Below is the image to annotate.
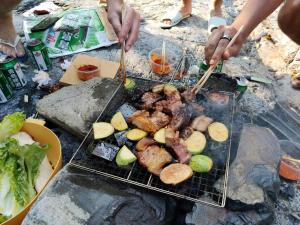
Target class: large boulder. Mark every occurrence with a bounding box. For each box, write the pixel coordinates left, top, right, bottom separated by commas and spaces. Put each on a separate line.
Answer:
215, 125, 283, 207
185, 199, 274, 225
22, 166, 176, 225
37, 78, 121, 138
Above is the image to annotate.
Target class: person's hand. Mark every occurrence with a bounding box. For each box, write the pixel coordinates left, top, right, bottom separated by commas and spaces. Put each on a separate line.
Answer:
107, 0, 140, 51
205, 25, 246, 66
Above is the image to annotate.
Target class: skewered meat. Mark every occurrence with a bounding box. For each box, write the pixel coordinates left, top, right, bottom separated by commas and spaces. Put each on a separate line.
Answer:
150, 111, 170, 129
165, 128, 191, 164
128, 111, 158, 133
207, 92, 229, 105
137, 145, 172, 175
136, 137, 156, 151
191, 115, 214, 132
141, 92, 163, 109
180, 127, 194, 140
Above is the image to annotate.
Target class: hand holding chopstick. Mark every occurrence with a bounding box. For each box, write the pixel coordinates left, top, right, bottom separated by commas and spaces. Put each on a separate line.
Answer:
192, 25, 245, 94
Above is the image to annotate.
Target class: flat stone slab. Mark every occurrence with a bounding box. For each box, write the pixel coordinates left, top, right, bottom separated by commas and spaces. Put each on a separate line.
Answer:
36, 78, 120, 138
216, 125, 284, 206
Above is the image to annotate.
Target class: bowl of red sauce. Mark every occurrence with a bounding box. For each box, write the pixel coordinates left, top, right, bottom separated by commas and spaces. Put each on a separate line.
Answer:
75, 64, 100, 81
149, 48, 177, 76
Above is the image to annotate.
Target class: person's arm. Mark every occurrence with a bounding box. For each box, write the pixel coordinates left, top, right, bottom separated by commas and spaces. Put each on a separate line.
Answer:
107, 0, 140, 51
205, 0, 283, 66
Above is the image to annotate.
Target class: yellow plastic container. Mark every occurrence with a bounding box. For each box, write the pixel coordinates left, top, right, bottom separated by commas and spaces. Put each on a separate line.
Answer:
1, 122, 62, 225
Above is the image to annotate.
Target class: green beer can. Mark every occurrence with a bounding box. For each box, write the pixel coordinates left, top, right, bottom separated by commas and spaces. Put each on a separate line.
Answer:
27, 38, 51, 71
0, 57, 27, 89
0, 70, 13, 103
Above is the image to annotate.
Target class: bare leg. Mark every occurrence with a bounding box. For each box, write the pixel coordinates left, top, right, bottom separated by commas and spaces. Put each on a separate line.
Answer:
210, 0, 223, 17
278, 0, 300, 45
0, 0, 25, 58
162, 0, 192, 26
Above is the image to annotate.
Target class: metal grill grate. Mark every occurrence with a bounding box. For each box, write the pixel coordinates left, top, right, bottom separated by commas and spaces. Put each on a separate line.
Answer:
70, 77, 235, 207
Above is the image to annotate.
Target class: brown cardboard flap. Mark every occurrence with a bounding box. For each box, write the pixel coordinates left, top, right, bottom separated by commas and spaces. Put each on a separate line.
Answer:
59, 54, 120, 85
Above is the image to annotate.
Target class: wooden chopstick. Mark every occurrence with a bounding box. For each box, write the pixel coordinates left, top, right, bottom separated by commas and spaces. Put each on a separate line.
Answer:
161, 41, 166, 73
192, 25, 245, 94
120, 3, 126, 83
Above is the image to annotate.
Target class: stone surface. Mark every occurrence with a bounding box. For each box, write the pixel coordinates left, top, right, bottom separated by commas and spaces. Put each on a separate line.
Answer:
22, 166, 175, 225
36, 77, 121, 138
216, 125, 283, 206
185, 198, 274, 225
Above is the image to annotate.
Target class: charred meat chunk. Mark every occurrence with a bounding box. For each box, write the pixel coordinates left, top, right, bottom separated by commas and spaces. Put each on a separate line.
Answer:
128, 110, 158, 133
169, 104, 192, 130
165, 128, 191, 164
181, 88, 196, 103
180, 127, 194, 140
137, 145, 172, 175
150, 111, 170, 129
136, 137, 156, 152
140, 92, 163, 110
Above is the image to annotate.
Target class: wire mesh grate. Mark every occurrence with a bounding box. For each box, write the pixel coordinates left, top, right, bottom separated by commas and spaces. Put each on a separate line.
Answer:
70, 77, 235, 207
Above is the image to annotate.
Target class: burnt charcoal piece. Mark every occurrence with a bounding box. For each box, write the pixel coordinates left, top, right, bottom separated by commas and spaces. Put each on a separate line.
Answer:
114, 131, 134, 148
117, 103, 137, 121
92, 142, 120, 161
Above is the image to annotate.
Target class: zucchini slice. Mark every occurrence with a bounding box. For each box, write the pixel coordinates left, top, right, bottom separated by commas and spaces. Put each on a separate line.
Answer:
189, 155, 213, 173
126, 128, 148, 141
124, 78, 136, 89
111, 112, 128, 131
154, 128, 166, 144
116, 145, 137, 166
185, 131, 206, 154
208, 122, 229, 142
93, 122, 115, 139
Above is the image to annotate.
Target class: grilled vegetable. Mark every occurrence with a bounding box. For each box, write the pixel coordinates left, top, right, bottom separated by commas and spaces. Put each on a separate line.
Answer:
208, 122, 229, 142
152, 84, 165, 93
160, 163, 193, 185
116, 146, 137, 166
126, 129, 148, 141
93, 122, 115, 139
111, 112, 128, 131
154, 128, 166, 144
124, 78, 136, 89
189, 155, 213, 173
191, 115, 213, 132
185, 131, 206, 154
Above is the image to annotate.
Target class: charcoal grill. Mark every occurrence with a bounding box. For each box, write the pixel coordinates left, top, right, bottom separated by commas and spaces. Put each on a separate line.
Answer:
70, 77, 235, 207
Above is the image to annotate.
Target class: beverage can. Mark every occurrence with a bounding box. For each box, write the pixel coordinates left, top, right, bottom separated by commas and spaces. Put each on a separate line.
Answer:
0, 57, 27, 89
27, 38, 52, 71
0, 70, 13, 103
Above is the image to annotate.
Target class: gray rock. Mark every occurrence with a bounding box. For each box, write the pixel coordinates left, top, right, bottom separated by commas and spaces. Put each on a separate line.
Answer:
215, 125, 283, 206
23, 166, 175, 225
186, 199, 274, 225
36, 78, 121, 138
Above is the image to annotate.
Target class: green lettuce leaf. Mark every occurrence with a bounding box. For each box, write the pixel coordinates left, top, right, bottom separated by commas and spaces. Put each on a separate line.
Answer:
0, 112, 26, 141
0, 214, 11, 223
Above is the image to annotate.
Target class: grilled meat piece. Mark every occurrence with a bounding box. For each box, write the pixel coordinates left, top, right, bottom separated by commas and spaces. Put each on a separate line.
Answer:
136, 137, 156, 151
191, 115, 213, 132
150, 111, 170, 129
181, 88, 196, 103
137, 145, 172, 175
165, 128, 191, 164
207, 92, 229, 105
128, 110, 158, 133
190, 103, 204, 115
165, 89, 181, 102
169, 104, 192, 130
180, 127, 194, 140
155, 99, 184, 115
140, 92, 163, 110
